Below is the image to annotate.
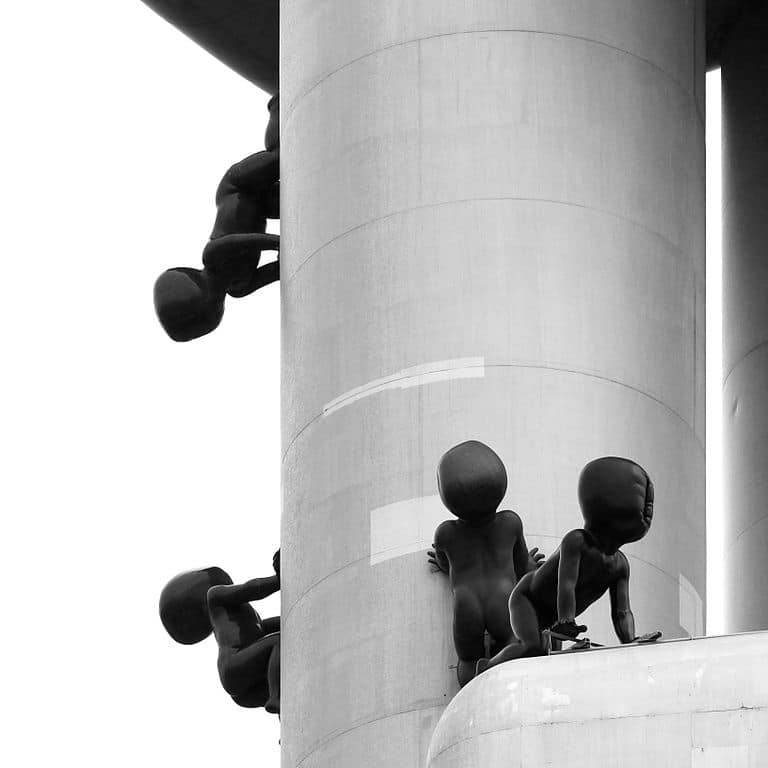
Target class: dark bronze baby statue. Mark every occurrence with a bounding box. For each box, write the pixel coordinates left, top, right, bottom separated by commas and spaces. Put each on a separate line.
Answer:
429, 441, 544, 686
476, 457, 660, 675
159, 550, 281, 713
154, 95, 280, 341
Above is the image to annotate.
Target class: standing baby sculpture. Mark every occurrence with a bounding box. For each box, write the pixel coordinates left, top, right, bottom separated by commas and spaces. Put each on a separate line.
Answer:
159, 551, 281, 713
477, 457, 660, 675
429, 441, 544, 686
153, 95, 281, 341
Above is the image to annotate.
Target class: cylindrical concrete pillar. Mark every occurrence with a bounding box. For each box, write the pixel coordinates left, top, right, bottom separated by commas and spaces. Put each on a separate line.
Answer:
281, 3, 706, 766
721, 2, 768, 633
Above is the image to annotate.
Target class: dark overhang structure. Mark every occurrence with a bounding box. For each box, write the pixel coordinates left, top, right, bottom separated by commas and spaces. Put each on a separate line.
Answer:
140, 0, 279, 93
707, 0, 749, 68
142, 0, 753, 87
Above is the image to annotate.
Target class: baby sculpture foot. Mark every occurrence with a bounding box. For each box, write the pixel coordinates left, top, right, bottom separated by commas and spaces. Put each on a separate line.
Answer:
457, 658, 478, 686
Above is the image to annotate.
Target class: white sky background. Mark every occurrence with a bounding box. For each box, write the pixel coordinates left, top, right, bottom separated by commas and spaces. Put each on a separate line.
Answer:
1, 3, 722, 766
3, 2, 280, 766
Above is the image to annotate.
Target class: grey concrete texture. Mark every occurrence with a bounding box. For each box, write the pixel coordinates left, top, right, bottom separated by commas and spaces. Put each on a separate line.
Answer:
724, 359, 768, 631
282, 201, 705, 446
281, 0, 706, 120
281, 28, 705, 282
721, 1, 768, 633
427, 632, 768, 768
281, 2, 706, 766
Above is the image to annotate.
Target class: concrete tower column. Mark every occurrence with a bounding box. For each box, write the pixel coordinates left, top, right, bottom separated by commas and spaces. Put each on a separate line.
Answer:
721, 2, 768, 633
280, 3, 706, 767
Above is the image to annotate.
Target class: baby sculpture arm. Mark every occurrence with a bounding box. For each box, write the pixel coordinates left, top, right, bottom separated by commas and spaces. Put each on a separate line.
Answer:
509, 511, 545, 577
427, 521, 452, 574
208, 549, 280, 607
609, 552, 636, 643
551, 530, 588, 639
207, 573, 279, 608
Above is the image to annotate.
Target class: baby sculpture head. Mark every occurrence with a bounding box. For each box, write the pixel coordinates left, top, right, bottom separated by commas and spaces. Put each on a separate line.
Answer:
154, 268, 226, 342
159, 566, 232, 644
578, 457, 654, 546
437, 440, 508, 523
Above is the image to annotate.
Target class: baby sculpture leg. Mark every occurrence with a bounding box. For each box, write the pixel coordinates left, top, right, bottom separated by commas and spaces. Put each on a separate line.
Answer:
452, 587, 486, 685
219, 632, 281, 713
476, 585, 545, 675
484, 586, 516, 655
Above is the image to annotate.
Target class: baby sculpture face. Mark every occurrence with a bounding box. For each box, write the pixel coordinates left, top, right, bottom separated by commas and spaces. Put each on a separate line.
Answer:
578, 457, 654, 545
159, 566, 232, 644
437, 440, 508, 523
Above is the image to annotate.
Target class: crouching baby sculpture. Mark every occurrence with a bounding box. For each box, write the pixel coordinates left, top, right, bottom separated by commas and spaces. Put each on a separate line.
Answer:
159, 550, 281, 713
477, 457, 660, 675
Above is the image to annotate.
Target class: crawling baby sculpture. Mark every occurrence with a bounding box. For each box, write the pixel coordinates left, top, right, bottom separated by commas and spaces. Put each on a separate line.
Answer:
154, 95, 280, 341
429, 440, 543, 686
477, 457, 659, 675
159, 551, 281, 713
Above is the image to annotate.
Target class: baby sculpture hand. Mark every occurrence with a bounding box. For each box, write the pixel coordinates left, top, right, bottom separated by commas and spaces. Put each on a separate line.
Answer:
273, 549, 281, 587
528, 547, 545, 570
427, 549, 449, 574
550, 619, 588, 639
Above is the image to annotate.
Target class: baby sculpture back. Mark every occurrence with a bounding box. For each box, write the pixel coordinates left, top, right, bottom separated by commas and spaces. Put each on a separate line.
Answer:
430, 441, 541, 685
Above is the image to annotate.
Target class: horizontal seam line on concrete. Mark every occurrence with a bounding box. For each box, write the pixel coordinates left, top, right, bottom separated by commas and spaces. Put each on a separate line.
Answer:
282, 362, 702, 462
283, 28, 696, 124
285, 196, 688, 283
284, 537, 682, 625
282, 413, 321, 462
283, 551, 372, 623
726, 512, 768, 552
294, 703, 446, 768
626, 554, 680, 583
722, 339, 768, 387
427, 703, 759, 764
493, 362, 696, 435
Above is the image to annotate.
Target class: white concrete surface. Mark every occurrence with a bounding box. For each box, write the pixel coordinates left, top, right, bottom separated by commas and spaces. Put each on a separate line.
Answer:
720, 3, 768, 633
427, 632, 768, 768
280, 2, 706, 766
369, 495, 448, 565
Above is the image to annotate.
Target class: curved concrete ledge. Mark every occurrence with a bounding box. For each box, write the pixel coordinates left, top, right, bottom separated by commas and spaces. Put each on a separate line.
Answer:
427, 632, 768, 768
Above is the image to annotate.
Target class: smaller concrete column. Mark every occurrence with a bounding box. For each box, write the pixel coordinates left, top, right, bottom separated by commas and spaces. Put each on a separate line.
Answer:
721, 2, 768, 633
